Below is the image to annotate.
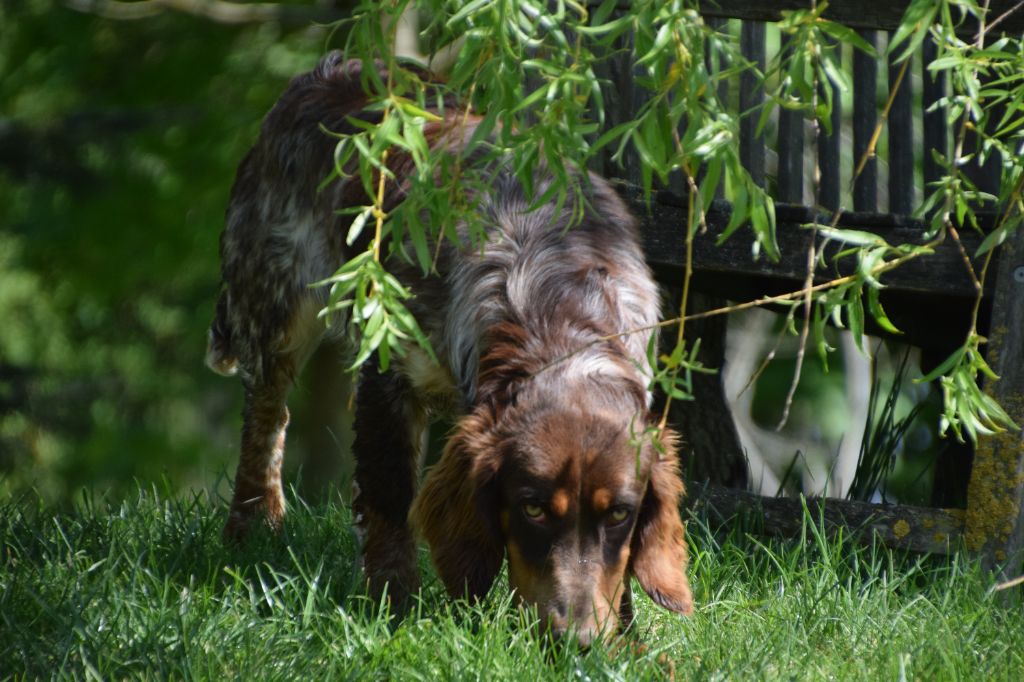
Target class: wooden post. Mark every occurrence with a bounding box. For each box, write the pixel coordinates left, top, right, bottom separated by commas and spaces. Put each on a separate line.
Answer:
964, 228, 1024, 575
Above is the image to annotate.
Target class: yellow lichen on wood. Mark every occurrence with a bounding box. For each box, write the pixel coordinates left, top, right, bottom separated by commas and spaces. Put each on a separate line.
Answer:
893, 519, 911, 539
964, 395, 1024, 553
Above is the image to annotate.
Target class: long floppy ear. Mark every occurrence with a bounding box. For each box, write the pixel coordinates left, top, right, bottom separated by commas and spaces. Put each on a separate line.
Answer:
411, 410, 504, 601
630, 427, 693, 614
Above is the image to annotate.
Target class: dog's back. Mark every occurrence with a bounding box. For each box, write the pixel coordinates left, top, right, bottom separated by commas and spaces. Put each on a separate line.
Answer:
207, 55, 383, 382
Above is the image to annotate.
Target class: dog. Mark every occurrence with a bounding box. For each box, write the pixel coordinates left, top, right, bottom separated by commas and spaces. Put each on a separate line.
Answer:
207, 53, 692, 645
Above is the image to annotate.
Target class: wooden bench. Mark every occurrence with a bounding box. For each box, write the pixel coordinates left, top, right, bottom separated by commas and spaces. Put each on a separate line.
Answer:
591, 1, 1024, 573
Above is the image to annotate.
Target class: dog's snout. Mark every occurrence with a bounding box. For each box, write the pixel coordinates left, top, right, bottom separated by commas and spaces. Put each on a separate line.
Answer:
542, 616, 599, 650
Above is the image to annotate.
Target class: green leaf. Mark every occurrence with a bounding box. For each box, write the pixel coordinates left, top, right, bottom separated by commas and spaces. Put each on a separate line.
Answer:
591, 120, 639, 158
408, 213, 433, 275
818, 21, 876, 56
887, 0, 939, 64
811, 225, 890, 248
346, 207, 374, 247
866, 286, 901, 334
393, 95, 443, 122
847, 283, 865, 352
918, 346, 966, 384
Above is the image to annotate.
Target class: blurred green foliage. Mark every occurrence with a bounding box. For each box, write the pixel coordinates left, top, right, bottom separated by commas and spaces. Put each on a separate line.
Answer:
0, 1, 971, 508
0, 0, 339, 502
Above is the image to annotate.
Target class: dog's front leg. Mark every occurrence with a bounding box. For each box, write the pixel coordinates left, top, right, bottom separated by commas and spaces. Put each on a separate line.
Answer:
352, 355, 426, 608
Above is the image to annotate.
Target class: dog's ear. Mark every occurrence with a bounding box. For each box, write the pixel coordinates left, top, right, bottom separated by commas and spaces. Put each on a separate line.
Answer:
411, 409, 504, 601
630, 427, 693, 614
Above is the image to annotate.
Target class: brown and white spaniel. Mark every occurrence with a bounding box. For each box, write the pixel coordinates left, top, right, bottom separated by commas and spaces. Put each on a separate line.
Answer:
208, 53, 692, 645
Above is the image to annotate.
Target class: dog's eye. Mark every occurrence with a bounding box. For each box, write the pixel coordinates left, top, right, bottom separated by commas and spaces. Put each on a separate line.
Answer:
522, 503, 546, 521
607, 507, 631, 526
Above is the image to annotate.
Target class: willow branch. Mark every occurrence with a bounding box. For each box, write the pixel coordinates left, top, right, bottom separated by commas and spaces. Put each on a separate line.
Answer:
532, 240, 941, 379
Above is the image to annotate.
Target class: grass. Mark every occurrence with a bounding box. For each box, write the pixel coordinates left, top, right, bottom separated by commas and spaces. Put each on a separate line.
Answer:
2, 487, 1023, 680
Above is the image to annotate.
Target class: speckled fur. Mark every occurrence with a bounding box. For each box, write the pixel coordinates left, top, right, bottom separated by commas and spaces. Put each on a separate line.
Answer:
209, 54, 689, 632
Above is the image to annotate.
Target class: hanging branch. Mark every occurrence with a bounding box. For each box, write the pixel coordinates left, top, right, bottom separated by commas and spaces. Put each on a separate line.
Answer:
324, 0, 1021, 442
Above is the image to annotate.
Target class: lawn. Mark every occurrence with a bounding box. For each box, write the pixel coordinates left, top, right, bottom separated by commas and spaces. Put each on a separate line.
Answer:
2, 487, 1022, 680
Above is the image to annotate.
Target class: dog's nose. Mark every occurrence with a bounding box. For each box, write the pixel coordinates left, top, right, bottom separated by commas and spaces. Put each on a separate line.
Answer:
543, 607, 603, 650
541, 622, 596, 653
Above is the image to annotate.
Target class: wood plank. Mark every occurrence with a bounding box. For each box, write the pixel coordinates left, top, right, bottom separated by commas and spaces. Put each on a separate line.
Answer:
667, 293, 749, 488
853, 30, 879, 212
964, 226, 1024, 574
614, 182, 991, 298
777, 41, 805, 203
600, 29, 643, 184
817, 72, 842, 211
739, 22, 766, 187
706, 17, 729, 200
887, 44, 914, 215
776, 110, 804, 202
921, 37, 948, 194
687, 484, 965, 555
690, 0, 1024, 33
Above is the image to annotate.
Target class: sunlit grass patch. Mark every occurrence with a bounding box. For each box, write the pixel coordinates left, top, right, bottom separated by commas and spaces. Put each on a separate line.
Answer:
2, 487, 1022, 679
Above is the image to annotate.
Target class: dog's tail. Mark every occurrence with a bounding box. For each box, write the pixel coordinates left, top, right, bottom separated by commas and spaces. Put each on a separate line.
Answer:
206, 291, 238, 377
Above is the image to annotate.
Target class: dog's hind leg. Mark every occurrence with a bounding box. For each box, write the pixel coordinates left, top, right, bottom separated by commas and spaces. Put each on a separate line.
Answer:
223, 366, 292, 541
351, 355, 426, 607
222, 299, 324, 542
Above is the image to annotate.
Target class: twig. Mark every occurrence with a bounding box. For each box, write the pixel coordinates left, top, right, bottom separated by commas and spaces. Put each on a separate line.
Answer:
773, 49, 912, 431
995, 573, 1024, 590
986, 0, 1024, 33
658, 161, 698, 431
372, 149, 390, 264
532, 240, 941, 378
775, 221, 816, 431
774, 16, 822, 432
737, 312, 790, 399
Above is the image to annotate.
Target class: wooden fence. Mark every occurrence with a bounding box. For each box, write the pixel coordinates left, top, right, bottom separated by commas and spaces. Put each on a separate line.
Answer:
594, 1, 1024, 572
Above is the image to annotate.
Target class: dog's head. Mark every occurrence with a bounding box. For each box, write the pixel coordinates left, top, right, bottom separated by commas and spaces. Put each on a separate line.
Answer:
412, 390, 692, 645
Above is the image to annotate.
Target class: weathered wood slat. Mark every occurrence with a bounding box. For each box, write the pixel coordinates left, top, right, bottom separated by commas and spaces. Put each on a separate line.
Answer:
739, 22, 766, 188
615, 183, 990, 298
701, 17, 730, 200
687, 484, 965, 555
706, 17, 730, 106
777, 43, 805, 203
921, 37, 947, 194
777, 110, 804, 202
600, 30, 643, 185
853, 30, 878, 212
887, 44, 914, 215
669, 294, 749, 488
692, 0, 1024, 33
817, 74, 842, 211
